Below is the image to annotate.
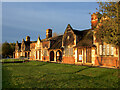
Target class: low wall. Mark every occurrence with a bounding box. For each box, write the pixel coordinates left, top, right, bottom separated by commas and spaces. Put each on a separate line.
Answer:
95, 57, 118, 67
62, 56, 75, 64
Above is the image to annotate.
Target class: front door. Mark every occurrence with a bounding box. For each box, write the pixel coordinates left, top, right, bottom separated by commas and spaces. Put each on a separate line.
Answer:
50, 51, 54, 61
86, 48, 92, 63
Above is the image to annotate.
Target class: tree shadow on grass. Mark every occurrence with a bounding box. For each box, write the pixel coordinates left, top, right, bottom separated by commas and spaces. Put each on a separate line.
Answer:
40, 66, 91, 78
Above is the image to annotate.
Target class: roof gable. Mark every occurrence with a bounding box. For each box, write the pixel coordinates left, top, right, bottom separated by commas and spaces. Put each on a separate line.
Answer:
75, 30, 93, 47
64, 24, 74, 34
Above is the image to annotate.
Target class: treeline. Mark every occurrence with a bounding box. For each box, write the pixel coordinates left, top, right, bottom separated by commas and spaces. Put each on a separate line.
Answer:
1, 42, 15, 58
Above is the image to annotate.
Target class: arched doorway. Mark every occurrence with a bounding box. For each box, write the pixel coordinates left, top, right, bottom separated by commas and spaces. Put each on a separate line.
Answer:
25, 52, 27, 58
56, 50, 62, 62
50, 51, 54, 61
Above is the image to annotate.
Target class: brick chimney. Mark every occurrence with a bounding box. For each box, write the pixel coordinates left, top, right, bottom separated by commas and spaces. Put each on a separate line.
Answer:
46, 29, 52, 38
91, 12, 99, 29
26, 36, 30, 42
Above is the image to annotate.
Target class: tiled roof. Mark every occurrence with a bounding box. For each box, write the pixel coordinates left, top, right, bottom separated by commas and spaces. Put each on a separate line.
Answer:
18, 43, 21, 49
49, 35, 63, 49
75, 30, 93, 47
24, 41, 30, 46
72, 29, 91, 36
30, 41, 37, 43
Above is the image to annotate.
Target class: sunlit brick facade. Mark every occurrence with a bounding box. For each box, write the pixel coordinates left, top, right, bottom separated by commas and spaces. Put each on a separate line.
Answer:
13, 12, 120, 68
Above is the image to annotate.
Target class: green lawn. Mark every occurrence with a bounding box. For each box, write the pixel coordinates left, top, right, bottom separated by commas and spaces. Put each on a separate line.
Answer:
2, 60, 120, 88
1, 59, 25, 63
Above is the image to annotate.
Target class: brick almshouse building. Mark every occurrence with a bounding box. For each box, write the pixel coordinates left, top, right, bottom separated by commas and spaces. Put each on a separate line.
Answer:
13, 12, 120, 68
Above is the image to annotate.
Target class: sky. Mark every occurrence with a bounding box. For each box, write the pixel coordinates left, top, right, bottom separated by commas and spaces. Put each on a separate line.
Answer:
2, 2, 99, 43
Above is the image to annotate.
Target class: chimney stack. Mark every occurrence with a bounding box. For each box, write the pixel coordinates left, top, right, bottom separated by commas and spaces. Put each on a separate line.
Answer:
26, 36, 30, 42
46, 29, 52, 38
91, 13, 99, 29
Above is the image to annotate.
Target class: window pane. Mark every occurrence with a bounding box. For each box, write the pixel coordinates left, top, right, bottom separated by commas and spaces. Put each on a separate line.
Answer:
111, 46, 114, 55
107, 45, 109, 55
103, 45, 105, 55
71, 48, 73, 56
99, 45, 102, 55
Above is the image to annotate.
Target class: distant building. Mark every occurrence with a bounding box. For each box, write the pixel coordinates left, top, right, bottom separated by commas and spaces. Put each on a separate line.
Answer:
13, 12, 120, 68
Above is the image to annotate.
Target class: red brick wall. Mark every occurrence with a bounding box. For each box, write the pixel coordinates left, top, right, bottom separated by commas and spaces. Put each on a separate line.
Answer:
95, 57, 118, 67
62, 56, 75, 64
15, 52, 20, 59
42, 56, 49, 61
42, 41, 49, 48
29, 55, 35, 60
30, 43, 35, 49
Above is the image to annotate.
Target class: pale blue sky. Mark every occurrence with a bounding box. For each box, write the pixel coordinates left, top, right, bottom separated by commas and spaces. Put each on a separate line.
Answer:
2, 2, 99, 43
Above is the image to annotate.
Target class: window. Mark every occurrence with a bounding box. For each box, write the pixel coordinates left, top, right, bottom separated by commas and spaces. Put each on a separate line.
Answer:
78, 49, 82, 62
36, 51, 37, 59
65, 48, 69, 56
65, 47, 73, 56
67, 36, 70, 40
43, 49, 47, 56
70, 48, 73, 56
103, 45, 106, 55
111, 46, 114, 55
99, 44, 114, 56
17, 52, 19, 56
106, 45, 109, 55
99, 45, 102, 55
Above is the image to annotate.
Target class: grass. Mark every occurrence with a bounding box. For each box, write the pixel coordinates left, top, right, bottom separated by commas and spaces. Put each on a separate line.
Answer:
1, 59, 25, 63
2, 60, 120, 88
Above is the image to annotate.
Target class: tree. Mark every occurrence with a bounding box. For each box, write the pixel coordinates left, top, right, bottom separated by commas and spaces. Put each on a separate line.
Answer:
9, 43, 16, 54
95, 1, 120, 46
95, 1, 120, 67
2, 42, 15, 58
0, 43, 2, 59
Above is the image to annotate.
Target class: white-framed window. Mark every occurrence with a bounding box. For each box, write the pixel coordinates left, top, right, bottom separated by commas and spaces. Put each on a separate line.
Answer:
65, 47, 73, 56
106, 44, 109, 55
70, 48, 73, 56
99, 44, 114, 56
111, 46, 114, 55
103, 45, 106, 55
43, 49, 47, 56
65, 48, 68, 56
99, 45, 102, 55
36, 51, 37, 59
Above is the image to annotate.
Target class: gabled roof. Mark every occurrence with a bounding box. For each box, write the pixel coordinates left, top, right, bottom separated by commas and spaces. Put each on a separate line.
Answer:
72, 29, 91, 36
37, 35, 41, 41
41, 34, 63, 41
75, 30, 93, 48
18, 43, 21, 49
49, 35, 63, 49
24, 41, 30, 46
65, 24, 91, 37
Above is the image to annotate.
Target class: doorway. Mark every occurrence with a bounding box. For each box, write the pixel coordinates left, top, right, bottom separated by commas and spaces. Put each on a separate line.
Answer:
50, 51, 54, 61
